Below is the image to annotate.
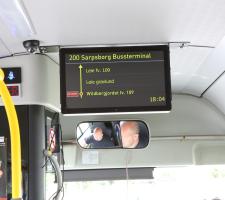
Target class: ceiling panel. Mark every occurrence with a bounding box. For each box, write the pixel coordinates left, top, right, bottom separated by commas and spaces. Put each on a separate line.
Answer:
6, 0, 225, 48
1, 0, 225, 97
0, 38, 10, 57
182, 36, 225, 96
0, 17, 26, 54
1, 0, 225, 56
170, 46, 212, 93
204, 72, 225, 115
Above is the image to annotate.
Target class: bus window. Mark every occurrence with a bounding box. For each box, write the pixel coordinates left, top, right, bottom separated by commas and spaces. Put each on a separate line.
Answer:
46, 165, 225, 200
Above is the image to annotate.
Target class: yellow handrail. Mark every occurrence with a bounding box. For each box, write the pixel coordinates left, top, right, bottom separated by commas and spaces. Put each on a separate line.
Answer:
0, 68, 21, 199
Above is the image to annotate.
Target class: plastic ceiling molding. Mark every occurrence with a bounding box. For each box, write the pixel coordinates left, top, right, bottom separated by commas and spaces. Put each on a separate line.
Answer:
0, 37, 10, 57
0, 0, 36, 38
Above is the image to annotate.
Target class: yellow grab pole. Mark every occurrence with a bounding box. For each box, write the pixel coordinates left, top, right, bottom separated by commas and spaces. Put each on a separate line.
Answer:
0, 68, 22, 199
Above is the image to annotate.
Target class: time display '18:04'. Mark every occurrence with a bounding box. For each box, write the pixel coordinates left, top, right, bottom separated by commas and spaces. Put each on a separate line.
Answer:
150, 96, 166, 103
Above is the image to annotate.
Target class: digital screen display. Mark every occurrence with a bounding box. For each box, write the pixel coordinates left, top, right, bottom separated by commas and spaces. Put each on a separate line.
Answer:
2, 67, 21, 84
7, 85, 19, 96
60, 45, 171, 114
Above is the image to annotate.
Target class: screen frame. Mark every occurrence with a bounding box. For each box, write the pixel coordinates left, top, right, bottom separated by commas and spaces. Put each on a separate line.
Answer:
60, 45, 171, 114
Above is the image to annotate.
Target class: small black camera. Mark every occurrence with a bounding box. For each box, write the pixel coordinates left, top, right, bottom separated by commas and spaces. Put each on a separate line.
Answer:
23, 40, 40, 54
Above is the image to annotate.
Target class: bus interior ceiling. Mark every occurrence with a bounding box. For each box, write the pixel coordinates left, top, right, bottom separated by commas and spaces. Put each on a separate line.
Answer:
0, 0, 224, 165
0, 0, 224, 161
0, 0, 225, 199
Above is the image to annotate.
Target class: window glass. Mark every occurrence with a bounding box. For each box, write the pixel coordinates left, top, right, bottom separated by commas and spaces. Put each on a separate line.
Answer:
46, 166, 225, 200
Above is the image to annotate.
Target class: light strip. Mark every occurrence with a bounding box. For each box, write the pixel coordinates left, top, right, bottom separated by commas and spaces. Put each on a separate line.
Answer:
0, 0, 36, 38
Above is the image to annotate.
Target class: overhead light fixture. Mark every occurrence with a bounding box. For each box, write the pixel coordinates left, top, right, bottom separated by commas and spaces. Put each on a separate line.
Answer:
0, 0, 36, 38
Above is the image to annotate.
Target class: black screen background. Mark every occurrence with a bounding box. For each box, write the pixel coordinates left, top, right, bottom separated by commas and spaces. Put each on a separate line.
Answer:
60, 46, 171, 113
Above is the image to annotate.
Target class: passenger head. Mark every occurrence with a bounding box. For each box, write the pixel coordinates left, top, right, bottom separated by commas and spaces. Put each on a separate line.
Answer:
93, 127, 103, 141
120, 121, 139, 148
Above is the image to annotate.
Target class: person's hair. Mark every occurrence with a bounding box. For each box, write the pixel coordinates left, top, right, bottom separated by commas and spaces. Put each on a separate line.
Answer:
120, 121, 140, 135
94, 127, 102, 133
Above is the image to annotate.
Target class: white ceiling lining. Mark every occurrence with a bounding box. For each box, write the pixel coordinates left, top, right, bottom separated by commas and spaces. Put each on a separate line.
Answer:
1, 0, 225, 97
18, 0, 225, 47
204, 72, 225, 115
183, 36, 225, 96
0, 17, 28, 54
170, 46, 213, 94
0, 38, 10, 57
1, 0, 225, 52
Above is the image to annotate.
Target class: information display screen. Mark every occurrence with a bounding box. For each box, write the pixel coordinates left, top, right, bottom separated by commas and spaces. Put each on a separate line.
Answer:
60, 45, 171, 114
7, 85, 19, 96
